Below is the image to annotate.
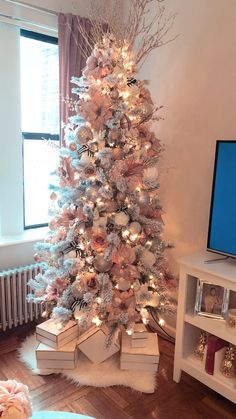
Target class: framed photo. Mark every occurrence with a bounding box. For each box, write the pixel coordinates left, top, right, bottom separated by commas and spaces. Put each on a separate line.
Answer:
195, 280, 229, 320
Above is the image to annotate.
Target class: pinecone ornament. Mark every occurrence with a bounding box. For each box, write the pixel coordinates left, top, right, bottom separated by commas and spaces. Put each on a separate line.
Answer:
194, 331, 207, 360
220, 345, 236, 378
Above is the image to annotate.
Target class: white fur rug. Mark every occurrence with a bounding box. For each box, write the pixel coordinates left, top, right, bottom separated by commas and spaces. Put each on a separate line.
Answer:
18, 334, 156, 393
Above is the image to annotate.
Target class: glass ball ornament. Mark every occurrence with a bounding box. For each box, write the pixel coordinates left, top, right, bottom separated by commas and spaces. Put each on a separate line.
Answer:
75, 126, 93, 145
94, 255, 113, 272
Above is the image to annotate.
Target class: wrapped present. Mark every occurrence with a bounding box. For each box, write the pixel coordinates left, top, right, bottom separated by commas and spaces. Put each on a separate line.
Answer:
131, 323, 149, 348
36, 339, 78, 369
77, 325, 120, 364
121, 332, 159, 371
36, 319, 78, 349
132, 323, 149, 339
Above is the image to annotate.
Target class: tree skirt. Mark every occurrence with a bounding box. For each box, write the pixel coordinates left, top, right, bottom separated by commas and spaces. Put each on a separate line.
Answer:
18, 334, 156, 393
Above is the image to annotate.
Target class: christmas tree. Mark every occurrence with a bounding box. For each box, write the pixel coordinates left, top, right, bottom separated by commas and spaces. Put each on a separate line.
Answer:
29, 0, 177, 340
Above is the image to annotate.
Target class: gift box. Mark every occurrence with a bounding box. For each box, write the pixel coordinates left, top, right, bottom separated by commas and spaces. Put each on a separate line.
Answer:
36, 339, 78, 369
131, 324, 148, 348
36, 319, 79, 349
132, 323, 149, 339
77, 325, 120, 364
121, 332, 159, 371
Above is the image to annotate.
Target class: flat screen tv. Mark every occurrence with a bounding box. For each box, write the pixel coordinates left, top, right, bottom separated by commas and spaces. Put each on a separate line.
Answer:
207, 140, 236, 258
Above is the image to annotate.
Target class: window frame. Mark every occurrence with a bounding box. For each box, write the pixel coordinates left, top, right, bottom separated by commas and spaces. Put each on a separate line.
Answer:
20, 29, 59, 230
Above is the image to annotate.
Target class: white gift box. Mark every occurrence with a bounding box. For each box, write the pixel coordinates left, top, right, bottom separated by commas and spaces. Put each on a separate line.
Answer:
77, 325, 120, 364
36, 319, 79, 349
131, 338, 147, 348
132, 323, 149, 340
120, 361, 159, 372
36, 339, 78, 369
121, 332, 159, 371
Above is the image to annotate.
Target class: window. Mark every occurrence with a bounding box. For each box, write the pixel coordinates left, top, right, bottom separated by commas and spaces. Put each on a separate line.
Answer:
20, 30, 59, 229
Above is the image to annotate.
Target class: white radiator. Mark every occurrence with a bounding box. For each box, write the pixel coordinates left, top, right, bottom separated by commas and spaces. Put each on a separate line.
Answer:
0, 263, 44, 331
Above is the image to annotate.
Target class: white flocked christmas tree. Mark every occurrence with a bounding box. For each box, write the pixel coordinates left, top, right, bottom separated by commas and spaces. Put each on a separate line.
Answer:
29, 0, 177, 343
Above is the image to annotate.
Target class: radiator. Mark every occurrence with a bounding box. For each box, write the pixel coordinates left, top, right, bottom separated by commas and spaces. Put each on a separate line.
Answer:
0, 263, 44, 331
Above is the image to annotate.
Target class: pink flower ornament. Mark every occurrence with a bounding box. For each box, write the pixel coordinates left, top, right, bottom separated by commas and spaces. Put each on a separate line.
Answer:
0, 380, 32, 419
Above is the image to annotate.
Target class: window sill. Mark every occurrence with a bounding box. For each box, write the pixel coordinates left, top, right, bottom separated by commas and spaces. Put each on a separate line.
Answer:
0, 227, 48, 247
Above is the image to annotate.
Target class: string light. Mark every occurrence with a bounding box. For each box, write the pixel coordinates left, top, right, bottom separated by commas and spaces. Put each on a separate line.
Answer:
122, 229, 129, 238
130, 233, 138, 242
92, 316, 102, 327
158, 318, 165, 326
126, 329, 133, 336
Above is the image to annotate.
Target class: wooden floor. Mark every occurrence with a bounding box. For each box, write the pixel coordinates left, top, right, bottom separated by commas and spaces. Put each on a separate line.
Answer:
0, 323, 235, 419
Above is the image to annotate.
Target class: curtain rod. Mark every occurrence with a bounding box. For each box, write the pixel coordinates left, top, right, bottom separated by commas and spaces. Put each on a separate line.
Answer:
3, 0, 58, 16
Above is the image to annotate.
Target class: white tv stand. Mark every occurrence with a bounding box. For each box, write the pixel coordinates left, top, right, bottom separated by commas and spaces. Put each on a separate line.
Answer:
173, 253, 236, 404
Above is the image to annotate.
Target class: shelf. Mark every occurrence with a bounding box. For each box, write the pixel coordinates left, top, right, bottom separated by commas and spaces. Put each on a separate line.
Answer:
181, 355, 236, 404
184, 311, 236, 346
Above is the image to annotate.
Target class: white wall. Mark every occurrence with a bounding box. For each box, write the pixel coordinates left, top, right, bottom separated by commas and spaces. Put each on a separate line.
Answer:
136, 0, 236, 271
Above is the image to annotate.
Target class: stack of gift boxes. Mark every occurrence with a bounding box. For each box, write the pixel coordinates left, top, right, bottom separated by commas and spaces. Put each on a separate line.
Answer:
35, 319, 160, 371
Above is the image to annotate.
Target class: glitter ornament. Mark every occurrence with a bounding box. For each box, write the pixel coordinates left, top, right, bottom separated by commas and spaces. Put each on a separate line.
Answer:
86, 186, 99, 202
71, 280, 84, 299
137, 190, 150, 205
112, 148, 123, 159
129, 222, 142, 235
110, 89, 119, 100
141, 249, 156, 267
69, 142, 77, 151
94, 255, 113, 272
114, 212, 129, 226
75, 126, 93, 145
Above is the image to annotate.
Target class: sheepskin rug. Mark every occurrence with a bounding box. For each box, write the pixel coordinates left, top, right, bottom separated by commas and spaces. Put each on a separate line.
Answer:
19, 334, 156, 393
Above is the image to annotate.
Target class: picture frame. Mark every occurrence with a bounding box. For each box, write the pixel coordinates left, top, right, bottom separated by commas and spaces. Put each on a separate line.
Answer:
195, 280, 229, 320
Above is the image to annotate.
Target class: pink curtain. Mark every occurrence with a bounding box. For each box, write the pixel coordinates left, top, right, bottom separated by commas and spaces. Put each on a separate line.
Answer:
58, 14, 92, 145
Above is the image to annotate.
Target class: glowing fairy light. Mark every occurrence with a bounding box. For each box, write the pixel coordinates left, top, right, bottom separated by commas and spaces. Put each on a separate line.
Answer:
122, 229, 129, 238
92, 316, 102, 327
126, 329, 133, 336
130, 234, 138, 242
158, 318, 165, 327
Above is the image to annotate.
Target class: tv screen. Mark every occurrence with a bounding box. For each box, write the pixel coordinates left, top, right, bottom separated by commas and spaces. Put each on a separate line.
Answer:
207, 140, 236, 257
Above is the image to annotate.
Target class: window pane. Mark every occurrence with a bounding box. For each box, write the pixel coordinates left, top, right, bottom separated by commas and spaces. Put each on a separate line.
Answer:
23, 140, 59, 227
20, 35, 59, 134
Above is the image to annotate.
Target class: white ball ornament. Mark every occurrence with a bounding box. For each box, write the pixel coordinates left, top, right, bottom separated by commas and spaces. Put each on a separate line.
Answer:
114, 212, 129, 226
141, 249, 156, 267
129, 222, 142, 235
